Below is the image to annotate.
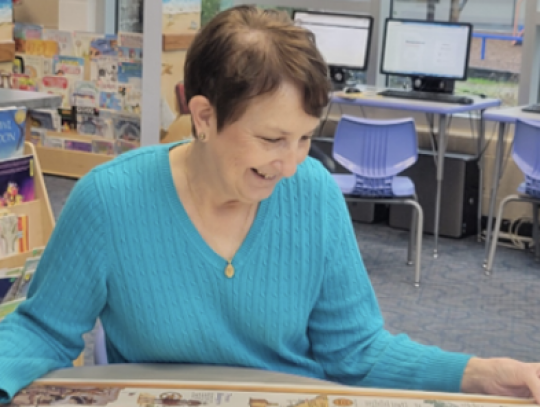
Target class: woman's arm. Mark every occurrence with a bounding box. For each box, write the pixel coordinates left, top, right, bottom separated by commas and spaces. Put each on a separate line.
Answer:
308, 172, 471, 392
0, 173, 111, 402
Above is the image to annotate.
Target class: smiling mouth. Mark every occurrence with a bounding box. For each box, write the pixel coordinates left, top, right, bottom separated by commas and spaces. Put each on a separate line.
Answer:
252, 168, 277, 181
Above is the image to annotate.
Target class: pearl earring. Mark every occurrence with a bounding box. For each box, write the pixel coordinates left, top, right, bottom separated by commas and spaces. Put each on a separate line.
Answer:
198, 132, 206, 141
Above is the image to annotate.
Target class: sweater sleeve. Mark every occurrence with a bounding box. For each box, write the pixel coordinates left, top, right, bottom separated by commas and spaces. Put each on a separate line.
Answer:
0, 172, 110, 403
308, 172, 472, 393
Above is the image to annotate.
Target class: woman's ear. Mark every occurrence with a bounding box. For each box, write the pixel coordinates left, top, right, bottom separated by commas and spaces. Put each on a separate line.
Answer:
189, 96, 215, 137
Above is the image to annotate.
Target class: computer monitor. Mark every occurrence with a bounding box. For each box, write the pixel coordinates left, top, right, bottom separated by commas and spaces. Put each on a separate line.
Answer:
381, 18, 472, 94
293, 11, 373, 85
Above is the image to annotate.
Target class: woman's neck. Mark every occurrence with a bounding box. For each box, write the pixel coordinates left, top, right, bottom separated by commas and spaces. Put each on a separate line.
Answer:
177, 142, 253, 216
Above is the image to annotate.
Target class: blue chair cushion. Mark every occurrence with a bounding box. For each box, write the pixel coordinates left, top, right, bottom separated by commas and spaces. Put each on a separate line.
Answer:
333, 174, 415, 198
517, 182, 540, 198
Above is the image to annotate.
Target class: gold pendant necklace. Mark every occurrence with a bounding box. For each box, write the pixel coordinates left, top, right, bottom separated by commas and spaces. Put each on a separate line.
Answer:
225, 260, 235, 279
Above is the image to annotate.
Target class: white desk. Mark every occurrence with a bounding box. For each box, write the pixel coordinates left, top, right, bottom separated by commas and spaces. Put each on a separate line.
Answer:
331, 92, 501, 257
482, 106, 540, 270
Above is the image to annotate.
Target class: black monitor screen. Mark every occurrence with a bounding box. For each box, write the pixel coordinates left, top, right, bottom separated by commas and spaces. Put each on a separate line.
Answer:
293, 11, 373, 71
381, 18, 472, 80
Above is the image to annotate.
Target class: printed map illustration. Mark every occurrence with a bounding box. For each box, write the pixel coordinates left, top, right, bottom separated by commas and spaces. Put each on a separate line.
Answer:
7, 385, 536, 407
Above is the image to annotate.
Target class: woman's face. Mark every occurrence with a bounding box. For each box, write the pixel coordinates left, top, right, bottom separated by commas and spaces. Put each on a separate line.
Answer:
206, 83, 320, 204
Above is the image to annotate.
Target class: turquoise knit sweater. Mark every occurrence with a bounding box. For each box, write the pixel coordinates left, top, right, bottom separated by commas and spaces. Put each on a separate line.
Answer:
0, 143, 471, 402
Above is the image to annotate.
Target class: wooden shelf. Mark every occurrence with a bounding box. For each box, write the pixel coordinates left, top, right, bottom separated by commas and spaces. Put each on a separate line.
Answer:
34, 145, 113, 178
0, 41, 15, 63
162, 33, 196, 51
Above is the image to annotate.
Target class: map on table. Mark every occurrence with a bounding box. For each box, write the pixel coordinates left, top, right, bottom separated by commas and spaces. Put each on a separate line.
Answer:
7, 384, 536, 407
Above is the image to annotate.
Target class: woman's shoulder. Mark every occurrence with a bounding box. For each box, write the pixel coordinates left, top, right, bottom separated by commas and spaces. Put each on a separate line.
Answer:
77, 144, 172, 198
277, 157, 341, 205
291, 156, 336, 191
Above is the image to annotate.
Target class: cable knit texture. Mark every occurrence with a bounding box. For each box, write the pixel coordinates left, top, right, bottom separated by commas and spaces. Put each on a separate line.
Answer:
0, 143, 471, 402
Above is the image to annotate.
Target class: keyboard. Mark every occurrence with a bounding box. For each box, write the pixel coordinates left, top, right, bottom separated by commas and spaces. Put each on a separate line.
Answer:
522, 104, 540, 114
378, 89, 474, 105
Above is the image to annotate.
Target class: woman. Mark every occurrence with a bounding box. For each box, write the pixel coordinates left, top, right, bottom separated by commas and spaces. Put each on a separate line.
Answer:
0, 5, 539, 403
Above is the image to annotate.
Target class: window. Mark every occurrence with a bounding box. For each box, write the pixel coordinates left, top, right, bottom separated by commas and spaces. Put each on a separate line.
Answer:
390, 0, 523, 106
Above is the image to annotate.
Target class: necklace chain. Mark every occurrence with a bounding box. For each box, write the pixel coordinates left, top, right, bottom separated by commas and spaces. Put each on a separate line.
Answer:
184, 151, 253, 278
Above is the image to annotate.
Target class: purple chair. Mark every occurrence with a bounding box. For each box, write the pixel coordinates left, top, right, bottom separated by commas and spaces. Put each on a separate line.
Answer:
94, 321, 108, 365
486, 119, 540, 274
332, 115, 424, 286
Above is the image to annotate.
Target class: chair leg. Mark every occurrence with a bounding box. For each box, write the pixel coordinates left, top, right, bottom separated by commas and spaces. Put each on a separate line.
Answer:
407, 195, 418, 266
486, 195, 520, 275
404, 197, 423, 287
533, 204, 540, 262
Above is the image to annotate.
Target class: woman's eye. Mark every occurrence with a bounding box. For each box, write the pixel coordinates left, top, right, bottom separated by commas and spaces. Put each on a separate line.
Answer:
262, 137, 281, 144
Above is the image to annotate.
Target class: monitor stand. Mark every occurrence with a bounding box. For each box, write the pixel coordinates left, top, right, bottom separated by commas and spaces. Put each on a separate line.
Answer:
411, 76, 455, 94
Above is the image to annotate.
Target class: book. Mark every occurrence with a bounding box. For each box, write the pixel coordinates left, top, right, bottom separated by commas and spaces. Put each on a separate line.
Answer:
42, 29, 75, 57
90, 36, 118, 57
13, 255, 40, 298
116, 139, 139, 155
76, 107, 114, 139
29, 128, 46, 146
117, 46, 142, 61
11, 74, 39, 92
92, 139, 116, 156
113, 113, 140, 142
28, 109, 61, 132
73, 31, 104, 60
58, 107, 77, 132
25, 39, 59, 58
13, 23, 42, 53
41, 76, 71, 108
123, 86, 142, 115
71, 81, 99, 108
99, 91, 123, 111
0, 213, 27, 257
53, 55, 85, 82
0, 0, 12, 24
0, 297, 24, 320
0, 107, 27, 161
0, 267, 22, 302
91, 56, 119, 91
117, 61, 142, 89
118, 32, 143, 49
42, 134, 64, 149
0, 155, 35, 207
64, 139, 92, 153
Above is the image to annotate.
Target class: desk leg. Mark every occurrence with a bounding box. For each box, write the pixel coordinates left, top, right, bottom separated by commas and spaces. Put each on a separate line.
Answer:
483, 122, 507, 268
434, 114, 448, 258
477, 110, 486, 242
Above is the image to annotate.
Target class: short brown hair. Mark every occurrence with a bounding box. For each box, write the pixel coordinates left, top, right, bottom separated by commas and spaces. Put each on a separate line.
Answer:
184, 5, 330, 133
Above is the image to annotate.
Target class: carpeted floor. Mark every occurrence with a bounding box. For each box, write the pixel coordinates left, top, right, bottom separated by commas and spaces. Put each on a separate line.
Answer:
43, 175, 540, 366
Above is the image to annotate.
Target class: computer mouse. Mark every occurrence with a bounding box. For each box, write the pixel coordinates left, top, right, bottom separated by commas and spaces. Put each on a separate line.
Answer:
344, 87, 361, 94
459, 97, 474, 105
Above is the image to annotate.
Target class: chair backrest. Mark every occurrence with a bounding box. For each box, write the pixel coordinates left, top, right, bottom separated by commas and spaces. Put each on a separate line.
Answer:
332, 115, 418, 195
94, 322, 108, 365
513, 119, 540, 197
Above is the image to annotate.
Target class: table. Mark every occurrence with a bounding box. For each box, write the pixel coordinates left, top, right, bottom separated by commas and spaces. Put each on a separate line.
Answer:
331, 92, 501, 257
482, 106, 540, 270
41, 364, 341, 387
10, 364, 533, 407
0, 89, 61, 110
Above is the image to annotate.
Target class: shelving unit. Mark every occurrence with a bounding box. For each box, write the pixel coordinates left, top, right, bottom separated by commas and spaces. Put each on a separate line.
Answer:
0, 142, 55, 270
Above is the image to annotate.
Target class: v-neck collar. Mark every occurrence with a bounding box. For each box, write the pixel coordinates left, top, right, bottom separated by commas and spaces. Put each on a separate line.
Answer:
159, 142, 274, 270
